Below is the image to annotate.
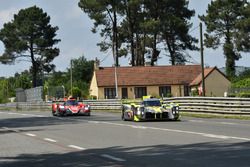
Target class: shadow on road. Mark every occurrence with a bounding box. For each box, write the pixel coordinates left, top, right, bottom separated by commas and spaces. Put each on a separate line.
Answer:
0, 116, 89, 129
1, 142, 250, 167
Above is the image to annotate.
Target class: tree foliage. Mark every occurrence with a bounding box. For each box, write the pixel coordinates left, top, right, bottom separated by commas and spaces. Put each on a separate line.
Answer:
0, 6, 60, 87
46, 55, 94, 98
200, 0, 250, 78
79, 0, 197, 66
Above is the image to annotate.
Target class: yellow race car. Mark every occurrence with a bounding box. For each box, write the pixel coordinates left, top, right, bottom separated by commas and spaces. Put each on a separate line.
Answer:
122, 96, 180, 121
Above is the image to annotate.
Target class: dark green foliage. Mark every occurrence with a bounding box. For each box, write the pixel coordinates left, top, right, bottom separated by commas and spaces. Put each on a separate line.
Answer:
157, 0, 198, 65
0, 56, 94, 102
0, 6, 60, 87
237, 92, 250, 98
232, 78, 250, 88
79, 0, 197, 66
238, 69, 250, 79
0, 71, 33, 103
70, 56, 94, 83
200, 0, 250, 78
72, 87, 82, 99
78, 0, 121, 66
230, 69, 250, 97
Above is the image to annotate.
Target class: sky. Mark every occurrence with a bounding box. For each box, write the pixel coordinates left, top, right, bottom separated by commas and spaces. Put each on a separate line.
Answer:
0, 0, 249, 77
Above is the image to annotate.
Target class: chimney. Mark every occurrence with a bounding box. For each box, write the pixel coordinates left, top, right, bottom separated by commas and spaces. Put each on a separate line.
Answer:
94, 57, 100, 71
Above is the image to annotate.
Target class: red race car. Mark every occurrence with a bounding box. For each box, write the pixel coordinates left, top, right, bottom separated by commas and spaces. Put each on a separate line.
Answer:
52, 99, 90, 116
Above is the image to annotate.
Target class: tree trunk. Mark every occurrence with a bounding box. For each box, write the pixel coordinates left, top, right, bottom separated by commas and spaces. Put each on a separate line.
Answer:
224, 28, 235, 79
166, 35, 176, 65
224, 42, 235, 79
30, 43, 37, 88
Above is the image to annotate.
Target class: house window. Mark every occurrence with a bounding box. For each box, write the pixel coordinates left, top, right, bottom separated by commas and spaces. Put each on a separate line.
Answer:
159, 86, 171, 97
184, 85, 190, 96
104, 88, 116, 99
134, 87, 147, 98
122, 88, 128, 99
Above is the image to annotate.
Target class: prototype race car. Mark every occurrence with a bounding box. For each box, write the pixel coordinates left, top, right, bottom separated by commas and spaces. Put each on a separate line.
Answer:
52, 99, 90, 116
122, 96, 179, 121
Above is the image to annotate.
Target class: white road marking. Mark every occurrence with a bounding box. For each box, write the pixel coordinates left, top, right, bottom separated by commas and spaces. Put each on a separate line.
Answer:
98, 121, 250, 141
25, 133, 36, 137
1, 111, 46, 118
189, 119, 250, 127
101, 154, 126, 162
131, 125, 147, 129
220, 122, 238, 125
189, 120, 205, 123
88, 121, 100, 124
21, 113, 29, 116
1, 127, 20, 133
202, 134, 231, 139
7, 112, 17, 115
68, 145, 86, 150
44, 138, 57, 143
12, 129, 20, 133
2, 127, 9, 130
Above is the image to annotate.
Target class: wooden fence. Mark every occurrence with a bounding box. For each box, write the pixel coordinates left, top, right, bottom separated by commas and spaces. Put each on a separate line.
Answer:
1, 97, 250, 115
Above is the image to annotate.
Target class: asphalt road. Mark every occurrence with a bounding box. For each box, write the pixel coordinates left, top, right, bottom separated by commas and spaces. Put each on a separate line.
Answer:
0, 110, 250, 167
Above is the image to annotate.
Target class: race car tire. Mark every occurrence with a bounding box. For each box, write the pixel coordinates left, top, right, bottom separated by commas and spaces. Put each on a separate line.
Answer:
57, 110, 64, 117
52, 110, 57, 116
121, 111, 128, 121
121, 111, 125, 120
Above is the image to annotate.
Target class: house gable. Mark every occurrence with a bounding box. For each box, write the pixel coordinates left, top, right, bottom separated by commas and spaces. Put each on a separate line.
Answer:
89, 71, 98, 98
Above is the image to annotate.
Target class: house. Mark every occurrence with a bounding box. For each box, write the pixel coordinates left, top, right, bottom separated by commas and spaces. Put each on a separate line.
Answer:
189, 67, 231, 97
89, 63, 231, 99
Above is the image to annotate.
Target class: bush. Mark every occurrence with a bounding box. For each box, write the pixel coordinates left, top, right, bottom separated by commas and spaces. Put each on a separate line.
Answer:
237, 92, 250, 98
232, 78, 250, 88
72, 87, 82, 99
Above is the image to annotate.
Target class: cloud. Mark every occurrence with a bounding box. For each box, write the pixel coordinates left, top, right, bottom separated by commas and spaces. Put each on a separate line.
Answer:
0, 8, 18, 27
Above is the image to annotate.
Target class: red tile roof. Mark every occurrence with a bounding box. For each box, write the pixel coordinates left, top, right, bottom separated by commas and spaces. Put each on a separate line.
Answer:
189, 67, 215, 86
95, 65, 204, 87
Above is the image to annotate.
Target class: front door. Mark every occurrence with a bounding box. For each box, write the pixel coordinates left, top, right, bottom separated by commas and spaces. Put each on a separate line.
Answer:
122, 88, 128, 99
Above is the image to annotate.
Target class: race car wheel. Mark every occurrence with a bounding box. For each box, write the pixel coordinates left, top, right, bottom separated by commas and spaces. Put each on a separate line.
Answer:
57, 110, 64, 117
52, 111, 57, 116
122, 111, 128, 121
121, 111, 125, 120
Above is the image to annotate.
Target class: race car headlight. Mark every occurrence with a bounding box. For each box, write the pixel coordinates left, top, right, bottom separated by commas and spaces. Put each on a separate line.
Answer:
59, 106, 65, 109
137, 108, 141, 115
84, 105, 90, 110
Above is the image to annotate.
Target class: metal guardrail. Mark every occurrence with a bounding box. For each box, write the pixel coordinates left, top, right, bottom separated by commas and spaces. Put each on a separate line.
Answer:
163, 97, 250, 115
0, 100, 122, 111
1, 97, 250, 115
83, 99, 122, 110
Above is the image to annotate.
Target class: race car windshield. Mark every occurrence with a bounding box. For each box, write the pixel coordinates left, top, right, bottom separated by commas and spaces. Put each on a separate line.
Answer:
144, 100, 161, 107
66, 100, 78, 106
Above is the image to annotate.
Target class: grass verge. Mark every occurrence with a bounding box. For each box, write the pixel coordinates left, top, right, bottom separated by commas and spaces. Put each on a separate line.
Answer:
181, 112, 250, 120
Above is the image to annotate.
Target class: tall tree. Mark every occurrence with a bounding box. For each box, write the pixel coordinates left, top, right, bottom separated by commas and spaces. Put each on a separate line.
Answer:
78, 0, 123, 67
0, 6, 60, 87
200, 0, 250, 78
159, 0, 198, 65
69, 56, 94, 83
143, 0, 162, 66
119, 0, 145, 66
79, 0, 197, 67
